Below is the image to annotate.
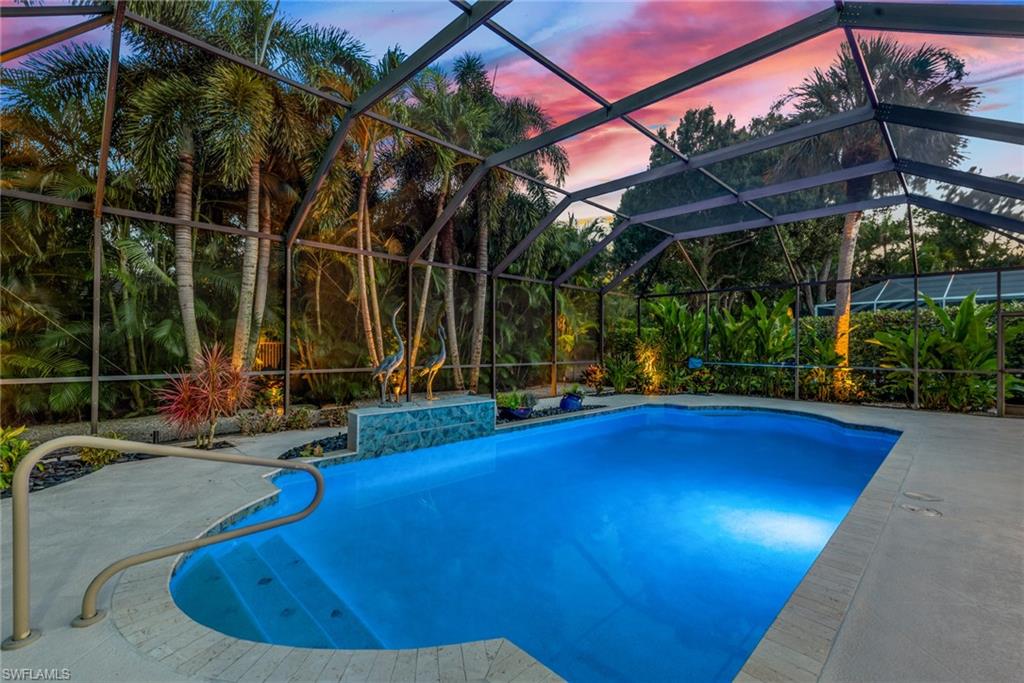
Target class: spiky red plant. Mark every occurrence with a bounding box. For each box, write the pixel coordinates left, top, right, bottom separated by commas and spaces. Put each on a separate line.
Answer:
156, 343, 252, 447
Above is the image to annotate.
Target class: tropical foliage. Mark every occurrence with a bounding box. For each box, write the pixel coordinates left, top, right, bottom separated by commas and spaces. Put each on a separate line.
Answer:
2, 4, 1021, 427
0, 426, 37, 491
155, 344, 251, 447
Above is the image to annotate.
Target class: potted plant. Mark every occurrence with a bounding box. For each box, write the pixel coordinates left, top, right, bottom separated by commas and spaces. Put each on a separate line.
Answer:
496, 391, 536, 420
560, 384, 585, 412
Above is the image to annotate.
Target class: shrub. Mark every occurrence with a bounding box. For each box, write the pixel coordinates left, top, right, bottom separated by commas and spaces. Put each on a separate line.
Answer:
581, 364, 606, 394
867, 293, 1023, 412
634, 337, 662, 394
252, 377, 284, 412
686, 368, 713, 394
237, 409, 284, 436
319, 405, 352, 427
156, 344, 252, 448
564, 383, 584, 399
78, 431, 126, 469
662, 366, 688, 394
1, 426, 38, 491
298, 443, 324, 458
604, 355, 638, 394
496, 391, 536, 410
285, 407, 315, 430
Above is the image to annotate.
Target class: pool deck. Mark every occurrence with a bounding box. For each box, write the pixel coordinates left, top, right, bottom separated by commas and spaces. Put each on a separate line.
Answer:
2, 395, 1021, 682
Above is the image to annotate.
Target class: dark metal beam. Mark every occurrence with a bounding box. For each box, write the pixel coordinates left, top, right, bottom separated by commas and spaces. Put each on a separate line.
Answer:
678, 195, 908, 240
124, 7, 580, 236
124, 11, 349, 108
842, 27, 911, 197
877, 104, 1024, 145
1, 15, 111, 64
838, 2, 1024, 37
572, 106, 875, 201
630, 159, 894, 224
356, 1, 509, 116
458, 0, 779, 229
1, 5, 111, 17
0, 188, 287, 243
601, 235, 677, 293
93, 1, 125, 216
560, 161, 896, 284
908, 194, 1024, 235
89, 1, 125, 434
898, 160, 1024, 201
408, 164, 489, 263
554, 220, 633, 286
484, 7, 839, 168
284, 1, 508, 247
492, 196, 572, 276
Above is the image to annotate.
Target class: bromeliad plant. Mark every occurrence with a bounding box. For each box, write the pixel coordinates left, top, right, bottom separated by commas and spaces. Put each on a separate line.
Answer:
156, 344, 252, 448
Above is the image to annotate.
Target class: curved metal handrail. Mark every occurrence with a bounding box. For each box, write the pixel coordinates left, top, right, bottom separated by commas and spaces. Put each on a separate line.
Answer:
2, 435, 324, 650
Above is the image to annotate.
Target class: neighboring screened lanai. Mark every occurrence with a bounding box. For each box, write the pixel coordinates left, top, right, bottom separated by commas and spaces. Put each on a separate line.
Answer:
815, 271, 1024, 313
1, 0, 1022, 430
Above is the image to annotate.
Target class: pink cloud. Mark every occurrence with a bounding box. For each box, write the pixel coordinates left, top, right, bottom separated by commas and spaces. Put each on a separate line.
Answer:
1, 1, 109, 67
504, 1, 1022, 197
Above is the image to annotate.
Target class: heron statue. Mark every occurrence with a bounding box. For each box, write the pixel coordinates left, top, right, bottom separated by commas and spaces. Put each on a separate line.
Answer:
419, 325, 447, 400
372, 304, 405, 406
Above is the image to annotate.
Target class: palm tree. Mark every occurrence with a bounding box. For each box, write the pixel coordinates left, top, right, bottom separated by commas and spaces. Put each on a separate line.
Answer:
776, 36, 978, 374
200, 1, 282, 369
317, 50, 408, 367
405, 68, 487, 383
452, 55, 569, 392
122, 2, 215, 368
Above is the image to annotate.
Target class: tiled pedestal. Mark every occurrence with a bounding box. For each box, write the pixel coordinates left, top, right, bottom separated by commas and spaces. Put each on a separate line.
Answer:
347, 395, 496, 458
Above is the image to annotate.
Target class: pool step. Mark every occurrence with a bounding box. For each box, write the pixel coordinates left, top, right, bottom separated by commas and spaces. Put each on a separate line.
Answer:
174, 554, 266, 643
256, 534, 383, 648
218, 542, 335, 648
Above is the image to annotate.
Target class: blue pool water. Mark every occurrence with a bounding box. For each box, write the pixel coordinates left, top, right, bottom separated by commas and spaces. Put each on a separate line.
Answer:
172, 407, 898, 682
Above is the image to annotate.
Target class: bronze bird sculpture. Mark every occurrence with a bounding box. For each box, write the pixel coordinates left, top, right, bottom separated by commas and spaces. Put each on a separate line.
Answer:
419, 325, 447, 400
371, 304, 405, 406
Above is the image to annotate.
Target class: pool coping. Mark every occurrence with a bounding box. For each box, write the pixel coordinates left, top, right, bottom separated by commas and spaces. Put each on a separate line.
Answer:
112, 401, 908, 683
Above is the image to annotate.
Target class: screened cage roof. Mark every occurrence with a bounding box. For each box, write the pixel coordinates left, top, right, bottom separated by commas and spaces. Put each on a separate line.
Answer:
816, 270, 1024, 312
1, 0, 1022, 294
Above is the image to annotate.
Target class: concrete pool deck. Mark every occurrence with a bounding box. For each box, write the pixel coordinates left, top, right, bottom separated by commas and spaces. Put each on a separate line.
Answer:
1, 396, 1021, 682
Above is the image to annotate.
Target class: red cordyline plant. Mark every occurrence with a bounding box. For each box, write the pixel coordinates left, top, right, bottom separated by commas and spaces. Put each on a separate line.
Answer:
156, 344, 252, 448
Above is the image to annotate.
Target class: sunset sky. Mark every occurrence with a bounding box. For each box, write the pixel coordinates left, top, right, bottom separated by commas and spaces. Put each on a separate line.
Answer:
3, 0, 1021, 218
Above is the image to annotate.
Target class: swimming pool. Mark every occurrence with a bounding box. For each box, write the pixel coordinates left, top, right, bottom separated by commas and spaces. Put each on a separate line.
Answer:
172, 406, 898, 682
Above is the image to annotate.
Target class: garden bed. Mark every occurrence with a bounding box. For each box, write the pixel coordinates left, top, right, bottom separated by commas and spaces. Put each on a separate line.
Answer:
1, 441, 235, 498
278, 433, 348, 460
496, 404, 609, 425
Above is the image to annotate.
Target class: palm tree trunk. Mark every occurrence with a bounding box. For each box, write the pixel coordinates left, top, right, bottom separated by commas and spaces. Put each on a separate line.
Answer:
174, 140, 202, 368
362, 174, 385, 362
232, 160, 261, 369
114, 235, 144, 411
833, 210, 862, 373
245, 192, 272, 369
441, 221, 464, 389
314, 260, 323, 335
817, 255, 832, 310
410, 178, 449, 370
468, 199, 489, 391
355, 174, 379, 367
